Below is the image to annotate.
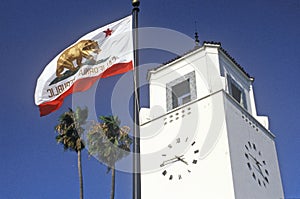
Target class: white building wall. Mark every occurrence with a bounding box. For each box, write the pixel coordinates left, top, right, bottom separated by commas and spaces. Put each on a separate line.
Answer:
224, 93, 284, 199
140, 92, 235, 199
218, 52, 270, 129
202, 44, 224, 93
140, 91, 284, 199
147, 45, 224, 118
146, 44, 268, 127
219, 52, 253, 112
140, 44, 283, 199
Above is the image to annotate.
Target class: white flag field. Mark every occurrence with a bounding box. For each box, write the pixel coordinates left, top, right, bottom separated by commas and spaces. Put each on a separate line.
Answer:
34, 15, 133, 116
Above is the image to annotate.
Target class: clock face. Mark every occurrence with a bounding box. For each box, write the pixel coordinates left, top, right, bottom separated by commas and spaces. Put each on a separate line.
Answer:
159, 136, 200, 181
244, 141, 270, 187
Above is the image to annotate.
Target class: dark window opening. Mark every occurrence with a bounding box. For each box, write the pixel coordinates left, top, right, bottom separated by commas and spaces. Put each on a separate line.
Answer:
171, 79, 191, 109
227, 75, 247, 109
166, 71, 197, 111
231, 82, 242, 103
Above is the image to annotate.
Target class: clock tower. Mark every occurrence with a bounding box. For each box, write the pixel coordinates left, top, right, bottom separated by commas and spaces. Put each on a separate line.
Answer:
139, 42, 284, 198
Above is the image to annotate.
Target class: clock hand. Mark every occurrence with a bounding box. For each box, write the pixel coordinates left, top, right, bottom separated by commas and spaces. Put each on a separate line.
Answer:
175, 155, 189, 165
160, 155, 184, 167
253, 164, 265, 178
256, 161, 262, 167
248, 153, 264, 174
164, 155, 184, 163
248, 153, 260, 164
160, 159, 181, 167
248, 153, 264, 170
256, 162, 263, 174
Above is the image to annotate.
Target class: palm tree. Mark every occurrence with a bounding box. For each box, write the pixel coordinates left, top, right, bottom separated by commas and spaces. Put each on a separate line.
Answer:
55, 107, 88, 199
87, 116, 132, 199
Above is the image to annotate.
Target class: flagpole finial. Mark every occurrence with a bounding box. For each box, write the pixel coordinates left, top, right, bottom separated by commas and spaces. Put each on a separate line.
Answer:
132, 0, 140, 8
195, 32, 200, 46
194, 21, 200, 47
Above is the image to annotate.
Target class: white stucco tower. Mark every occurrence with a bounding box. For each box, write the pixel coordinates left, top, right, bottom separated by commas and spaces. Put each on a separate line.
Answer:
139, 42, 284, 199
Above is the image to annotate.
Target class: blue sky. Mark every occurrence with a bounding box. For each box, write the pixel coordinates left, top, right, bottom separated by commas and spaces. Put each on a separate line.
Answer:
0, 0, 299, 198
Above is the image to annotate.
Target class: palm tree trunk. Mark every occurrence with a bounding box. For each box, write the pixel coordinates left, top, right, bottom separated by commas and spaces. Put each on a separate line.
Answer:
110, 166, 116, 199
78, 150, 84, 199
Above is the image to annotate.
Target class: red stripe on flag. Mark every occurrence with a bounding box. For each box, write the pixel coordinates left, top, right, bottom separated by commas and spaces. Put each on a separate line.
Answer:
38, 61, 133, 116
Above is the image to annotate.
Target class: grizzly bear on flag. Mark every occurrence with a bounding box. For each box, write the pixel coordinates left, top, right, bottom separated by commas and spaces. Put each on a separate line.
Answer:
56, 40, 101, 77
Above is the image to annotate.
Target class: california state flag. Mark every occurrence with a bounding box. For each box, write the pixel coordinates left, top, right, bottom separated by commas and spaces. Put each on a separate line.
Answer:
35, 15, 133, 116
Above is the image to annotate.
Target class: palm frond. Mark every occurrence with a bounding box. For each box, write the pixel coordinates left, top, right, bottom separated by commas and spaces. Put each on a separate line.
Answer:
87, 116, 132, 170
54, 107, 88, 152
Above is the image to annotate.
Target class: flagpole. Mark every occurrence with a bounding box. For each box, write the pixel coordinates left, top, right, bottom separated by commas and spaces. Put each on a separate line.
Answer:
132, 1, 141, 199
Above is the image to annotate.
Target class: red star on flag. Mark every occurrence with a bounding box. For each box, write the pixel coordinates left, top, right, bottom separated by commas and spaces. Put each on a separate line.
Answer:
103, 28, 113, 37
